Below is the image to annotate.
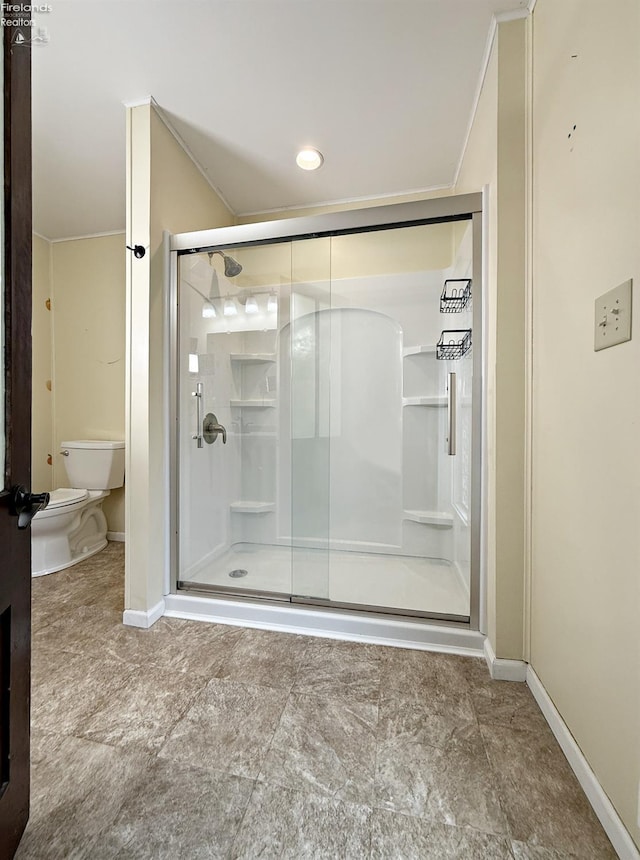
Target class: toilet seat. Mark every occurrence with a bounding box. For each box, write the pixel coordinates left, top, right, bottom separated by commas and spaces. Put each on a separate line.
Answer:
46, 488, 89, 509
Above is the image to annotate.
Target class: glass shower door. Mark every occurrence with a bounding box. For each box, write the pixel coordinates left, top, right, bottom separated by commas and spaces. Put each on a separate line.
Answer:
286, 237, 332, 600
289, 221, 474, 619
174, 211, 476, 622
176, 245, 292, 597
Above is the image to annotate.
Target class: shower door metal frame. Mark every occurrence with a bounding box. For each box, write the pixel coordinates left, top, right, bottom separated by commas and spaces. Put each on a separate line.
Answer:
169, 192, 484, 631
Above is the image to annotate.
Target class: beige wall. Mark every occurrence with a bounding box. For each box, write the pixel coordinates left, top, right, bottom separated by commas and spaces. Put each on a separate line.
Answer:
50, 234, 126, 531
455, 19, 527, 659
494, 20, 527, 659
530, 0, 640, 847
32, 234, 53, 492
125, 104, 235, 613
32, 232, 126, 532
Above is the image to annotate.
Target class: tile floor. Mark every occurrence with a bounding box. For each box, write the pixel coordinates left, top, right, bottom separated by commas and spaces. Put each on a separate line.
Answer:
17, 542, 617, 859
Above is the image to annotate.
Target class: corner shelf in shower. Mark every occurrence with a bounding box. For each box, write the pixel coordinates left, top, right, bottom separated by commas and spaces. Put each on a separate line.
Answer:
229, 353, 276, 364
230, 400, 277, 408
402, 344, 437, 358
402, 396, 447, 407
230, 501, 276, 514
403, 510, 453, 527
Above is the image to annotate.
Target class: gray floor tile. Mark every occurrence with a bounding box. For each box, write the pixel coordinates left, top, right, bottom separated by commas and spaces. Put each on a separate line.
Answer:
292, 638, 382, 704
375, 701, 508, 835
96, 758, 254, 859
511, 843, 587, 859
31, 648, 135, 736
459, 653, 493, 684
77, 663, 206, 753
35, 606, 244, 679
168, 619, 248, 677
230, 782, 372, 859
24, 542, 618, 860
213, 627, 311, 689
33, 605, 123, 656
159, 677, 288, 778
379, 648, 476, 721
370, 810, 514, 859
15, 733, 151, 860
481, 723, 617, 858
469, 677, 549, 732
260, 691, 378, 804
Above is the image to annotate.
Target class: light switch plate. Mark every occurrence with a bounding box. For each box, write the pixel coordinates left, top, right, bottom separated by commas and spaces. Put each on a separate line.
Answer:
594, 279, 632, 351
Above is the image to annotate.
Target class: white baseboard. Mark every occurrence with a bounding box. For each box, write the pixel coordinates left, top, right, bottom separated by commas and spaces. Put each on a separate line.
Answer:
483, 638, 527, 681
122, 599, 165, 629
107, 531, 125, 542
527, 667, 640, 860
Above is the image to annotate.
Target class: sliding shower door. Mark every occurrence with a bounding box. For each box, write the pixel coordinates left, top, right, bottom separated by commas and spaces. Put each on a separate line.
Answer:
176, 243, 293, 597
173, 196, 480, 623
287, 222, 475, 619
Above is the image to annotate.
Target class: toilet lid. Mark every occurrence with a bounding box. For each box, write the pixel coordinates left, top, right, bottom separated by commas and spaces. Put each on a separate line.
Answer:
47, 488, 89, 509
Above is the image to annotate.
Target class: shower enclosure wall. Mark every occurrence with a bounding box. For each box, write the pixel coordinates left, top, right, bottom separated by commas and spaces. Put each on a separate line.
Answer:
170, 195, 482, 628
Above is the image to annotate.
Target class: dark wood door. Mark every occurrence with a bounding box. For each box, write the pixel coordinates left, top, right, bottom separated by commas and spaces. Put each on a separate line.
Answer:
0, 20, 33, 860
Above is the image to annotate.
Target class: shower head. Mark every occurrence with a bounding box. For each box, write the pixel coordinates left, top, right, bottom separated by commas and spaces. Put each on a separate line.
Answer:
209, 250, 243, 278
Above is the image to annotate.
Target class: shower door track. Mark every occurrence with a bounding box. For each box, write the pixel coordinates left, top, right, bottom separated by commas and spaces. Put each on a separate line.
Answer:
177, 580, 471, 626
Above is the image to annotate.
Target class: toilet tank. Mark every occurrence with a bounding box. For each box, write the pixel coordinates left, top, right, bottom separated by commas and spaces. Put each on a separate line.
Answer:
60, 440, 125, 489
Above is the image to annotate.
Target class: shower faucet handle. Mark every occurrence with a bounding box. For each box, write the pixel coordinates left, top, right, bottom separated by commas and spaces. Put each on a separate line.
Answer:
203, 413, 227, 445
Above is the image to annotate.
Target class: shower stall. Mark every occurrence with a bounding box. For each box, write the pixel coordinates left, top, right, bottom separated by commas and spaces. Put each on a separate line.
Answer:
169, 194, 482, 633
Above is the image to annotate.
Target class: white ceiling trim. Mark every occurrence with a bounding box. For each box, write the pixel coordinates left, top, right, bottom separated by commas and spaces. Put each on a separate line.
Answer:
49, 229, 126, 244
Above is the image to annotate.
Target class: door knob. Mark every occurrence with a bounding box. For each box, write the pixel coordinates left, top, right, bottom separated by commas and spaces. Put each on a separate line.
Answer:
9, 485, 50, 530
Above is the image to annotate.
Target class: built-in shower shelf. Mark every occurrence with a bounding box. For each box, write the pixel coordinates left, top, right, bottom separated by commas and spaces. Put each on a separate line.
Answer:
230, 353, 276, 364
231, 431, 277, 439
230, 400, 277, 408
402, 396, 447, 407
230, 501, 275, 514
403, 510, 453, 527
402, 344, 437, 357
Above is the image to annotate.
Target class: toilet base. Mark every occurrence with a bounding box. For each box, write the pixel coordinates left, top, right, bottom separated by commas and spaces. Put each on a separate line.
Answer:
33, 537, 108, 577
32, 491, 110, 577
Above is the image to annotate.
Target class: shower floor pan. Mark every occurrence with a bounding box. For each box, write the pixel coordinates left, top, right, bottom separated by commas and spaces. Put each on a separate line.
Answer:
179, 543, 469, 620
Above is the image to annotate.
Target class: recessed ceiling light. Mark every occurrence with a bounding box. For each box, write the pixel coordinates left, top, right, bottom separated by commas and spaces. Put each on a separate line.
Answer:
296, 147, 324, 171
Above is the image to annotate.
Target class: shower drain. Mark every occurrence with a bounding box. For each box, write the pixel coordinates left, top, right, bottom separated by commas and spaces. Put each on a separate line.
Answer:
229, 569, 248, 578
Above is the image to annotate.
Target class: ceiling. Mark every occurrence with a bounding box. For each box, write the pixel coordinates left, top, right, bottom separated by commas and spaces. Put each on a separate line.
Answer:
32, 0, 527, 241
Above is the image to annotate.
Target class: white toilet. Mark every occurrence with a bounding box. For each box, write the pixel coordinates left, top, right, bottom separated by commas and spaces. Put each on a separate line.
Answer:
32, 440, 125, 577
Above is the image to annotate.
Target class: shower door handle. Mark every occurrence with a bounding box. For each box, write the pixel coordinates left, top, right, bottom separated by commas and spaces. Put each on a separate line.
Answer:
192, 382, 203, 448
447, 372, 456, 456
